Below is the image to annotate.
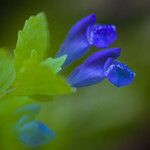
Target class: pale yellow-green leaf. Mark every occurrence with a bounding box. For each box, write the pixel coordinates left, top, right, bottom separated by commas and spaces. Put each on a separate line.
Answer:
14, 12, 50, 71
12, 51, 73, 97
0, 49, 16, 97
41, 55, 67, 73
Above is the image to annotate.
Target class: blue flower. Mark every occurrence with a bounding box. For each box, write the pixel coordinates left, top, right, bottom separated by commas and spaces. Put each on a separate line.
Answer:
56, 14, 135, 87
67, 48, 135, 88
18, 121, 55, 147
14, 104, 55, 147
56, 14, 117, 67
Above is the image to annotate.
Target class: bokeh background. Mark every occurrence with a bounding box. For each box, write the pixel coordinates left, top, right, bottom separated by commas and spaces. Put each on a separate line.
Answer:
0, 0, 150, 150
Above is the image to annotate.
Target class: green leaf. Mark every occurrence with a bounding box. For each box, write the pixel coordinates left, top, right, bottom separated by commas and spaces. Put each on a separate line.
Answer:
0, 49, 16, 97
41, 55, 67, 73
14, 12, 50, 71
12, 51, 73, 97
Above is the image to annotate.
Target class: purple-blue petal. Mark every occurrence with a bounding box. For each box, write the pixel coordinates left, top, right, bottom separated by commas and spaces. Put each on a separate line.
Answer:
68, 64, 105, 87
56, 14, 96, 67
104, 61, 135, 87
68, 48, 121, 87
84, 48, 121, 66
18, 121, 55, 147
86, 24, 117, 48
104, 57, 115, 70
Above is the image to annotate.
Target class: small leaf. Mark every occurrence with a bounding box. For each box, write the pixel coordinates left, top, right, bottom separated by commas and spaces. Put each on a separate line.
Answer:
12, 51, 73, 97
14, 12, 50, 71
41, 55, 67, 73
0, 49, 16, 96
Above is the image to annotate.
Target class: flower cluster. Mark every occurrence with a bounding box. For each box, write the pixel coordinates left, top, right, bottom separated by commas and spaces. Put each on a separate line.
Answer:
57, 14, 135, 88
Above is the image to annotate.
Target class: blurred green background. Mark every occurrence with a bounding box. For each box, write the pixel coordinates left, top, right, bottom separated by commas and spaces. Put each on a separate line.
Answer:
0, 0, 150, 150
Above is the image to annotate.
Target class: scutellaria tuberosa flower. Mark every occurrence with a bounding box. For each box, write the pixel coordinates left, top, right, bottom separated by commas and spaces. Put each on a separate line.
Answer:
57, 14, 135, 88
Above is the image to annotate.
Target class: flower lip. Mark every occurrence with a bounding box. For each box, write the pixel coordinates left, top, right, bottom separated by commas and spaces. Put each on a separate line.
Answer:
86, 24, 117, 48
105, 61, 136, 87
